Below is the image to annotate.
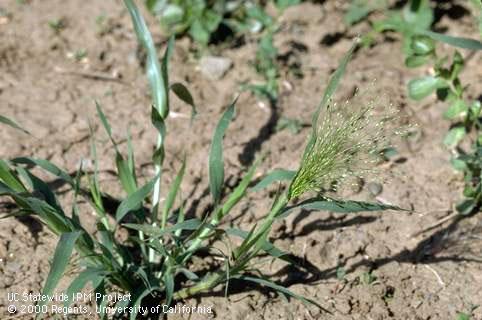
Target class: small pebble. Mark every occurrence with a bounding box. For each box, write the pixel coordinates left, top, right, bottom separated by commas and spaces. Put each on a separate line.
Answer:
198, 56, 232, 80
367, 182, 383, 196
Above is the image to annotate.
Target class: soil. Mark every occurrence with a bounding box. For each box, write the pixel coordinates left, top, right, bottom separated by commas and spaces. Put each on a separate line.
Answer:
1, 0, 482, 319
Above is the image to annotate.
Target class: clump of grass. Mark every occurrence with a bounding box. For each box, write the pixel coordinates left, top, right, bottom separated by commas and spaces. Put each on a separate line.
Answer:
0, 1, 405, 318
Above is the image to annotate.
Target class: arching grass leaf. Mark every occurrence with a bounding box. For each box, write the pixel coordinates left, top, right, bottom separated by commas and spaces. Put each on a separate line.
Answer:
38, 232, 81, 312
209, 99, 237, 205
278, 197, 405, 219
0, 115, 30, 134
116, 174, 159, 222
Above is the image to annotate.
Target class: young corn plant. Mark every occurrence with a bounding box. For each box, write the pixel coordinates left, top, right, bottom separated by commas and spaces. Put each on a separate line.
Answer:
1, 1, 404, 318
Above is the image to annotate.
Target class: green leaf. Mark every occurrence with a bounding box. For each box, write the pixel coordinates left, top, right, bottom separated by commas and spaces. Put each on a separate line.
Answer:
178, 268, 199, 280
443, 100, 467, 119
65, 268, 106, 307
252, 169, 296, 192
95, 101, 116, 147
443, 126, 466, 147
38, 232, 81, 312
405, 55, 430, 68
226, 227, 288, 260
278, 198, 405, 219
408, 76, 445, 100
404, 1, 433, 30
161, 36, 174, 116
0, 115, 30, 134
170, 82, 197, 121
450, 158, 467, 171
161, 157, 186, 228
124, 0, 167, 116
126, 127, 136, 176
116, 174, 159, 221
12, 157, 74, 186
116, 153, 137, 195
189, 19, 210, 46
203, 9, 222, 32
209, 99, 237, 205
159, 4, 185, 27
129, 285, 161, 320
456, 199, 476, 215
123, 218, 202, 237
0, 160, 27, 192
344, 1, 374, 26
232, 275, 330, 312
218, 158, 260, 222
163, 272, 174, 305
410, 35, 435, 55
418, 30, 482, 50
456, 312, 471, 320
17, 169, 63, 212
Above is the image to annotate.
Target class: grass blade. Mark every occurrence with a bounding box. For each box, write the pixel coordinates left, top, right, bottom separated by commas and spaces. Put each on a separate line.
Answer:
38, 232, 81, 313
232, 275, 330, 312
95, 101, 117, 148
163, 271, 174, 305
65, 268, 106, 307
221, 158, 259, 216
126, 127, 136, 178
171, 82, 197, 121
161, 37, 174, 116
116, 153, 138, 195
129, 286, 161, 320
0, 160, 27, 192
161, 156, 186, 228
116, 174, 159, 222
124, 218, 202, 237
12, 157, 74, 186
278, 197, 406, 219
209, 99, 237, 205
0, 115, 29, 134
226, 227, 288, 260
418, 29, 482, 50
124, 0, 167, 116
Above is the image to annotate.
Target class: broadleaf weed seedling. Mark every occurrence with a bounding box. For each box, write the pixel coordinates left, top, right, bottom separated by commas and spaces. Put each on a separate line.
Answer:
342, 0, 482, 218
1, 1, 407, 318
406, 38, 482, 217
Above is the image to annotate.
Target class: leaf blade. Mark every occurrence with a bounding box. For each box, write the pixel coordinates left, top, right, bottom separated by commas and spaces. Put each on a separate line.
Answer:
39, 232, 82, 311
209, 99, 237, 205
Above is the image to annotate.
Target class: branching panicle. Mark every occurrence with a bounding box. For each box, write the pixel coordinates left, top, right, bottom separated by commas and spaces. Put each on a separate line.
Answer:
290, 94, 403, 199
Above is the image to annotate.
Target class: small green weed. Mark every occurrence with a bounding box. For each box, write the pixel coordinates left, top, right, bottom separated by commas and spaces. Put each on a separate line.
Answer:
406, 37, 482, 216
48, 18, 66, 33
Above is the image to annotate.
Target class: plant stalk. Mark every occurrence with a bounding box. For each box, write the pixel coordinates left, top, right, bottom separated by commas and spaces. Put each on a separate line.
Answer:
174, 194, 289, 299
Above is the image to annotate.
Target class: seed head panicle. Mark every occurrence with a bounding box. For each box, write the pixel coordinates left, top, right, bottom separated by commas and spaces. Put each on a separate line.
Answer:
289, 87, 408, 199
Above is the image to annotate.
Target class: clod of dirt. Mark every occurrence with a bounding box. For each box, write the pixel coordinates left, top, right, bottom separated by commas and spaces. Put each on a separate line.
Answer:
198, 56, 233, 80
